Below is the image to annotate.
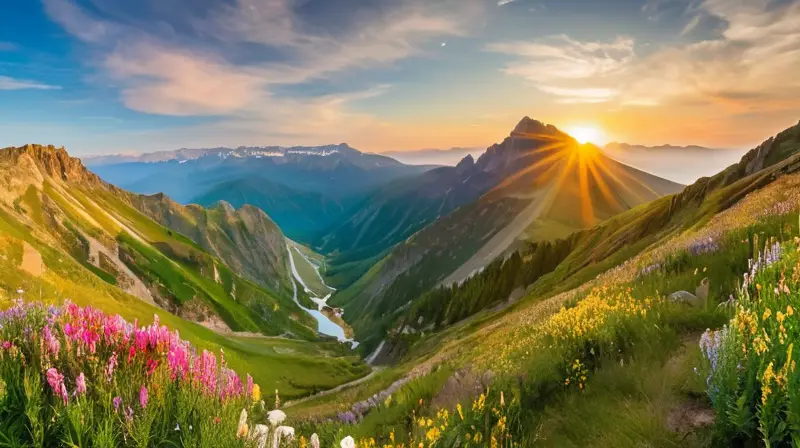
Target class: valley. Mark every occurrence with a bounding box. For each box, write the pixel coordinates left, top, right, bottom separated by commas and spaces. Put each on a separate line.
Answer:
1, 118, 799, 447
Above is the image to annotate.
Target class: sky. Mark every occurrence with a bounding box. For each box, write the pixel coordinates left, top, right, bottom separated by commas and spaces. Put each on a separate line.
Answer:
1, 0, 799, 155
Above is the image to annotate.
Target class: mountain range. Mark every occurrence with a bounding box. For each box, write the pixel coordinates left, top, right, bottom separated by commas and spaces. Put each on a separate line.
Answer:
378, 147, 485, 166
0, 144, 313, 338
84, 144, 434, 242
324, 117, 684, 348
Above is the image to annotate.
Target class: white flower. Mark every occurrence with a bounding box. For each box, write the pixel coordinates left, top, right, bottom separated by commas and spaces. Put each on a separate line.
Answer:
341, 436, 356, 448
236, 408, 249, 439
310, 433, 320, 448
272, 426, 295, 448
267, 409, 286, 427
174, 423, 180, 431
251, 424, 269, 448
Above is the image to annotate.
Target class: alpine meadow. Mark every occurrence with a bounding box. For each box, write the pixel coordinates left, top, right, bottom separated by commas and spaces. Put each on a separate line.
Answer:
2, 0, 800, 447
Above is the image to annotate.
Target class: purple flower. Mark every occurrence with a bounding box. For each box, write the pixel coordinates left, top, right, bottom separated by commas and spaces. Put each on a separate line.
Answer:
139, 385, 148, 409
113, 396, 122, 411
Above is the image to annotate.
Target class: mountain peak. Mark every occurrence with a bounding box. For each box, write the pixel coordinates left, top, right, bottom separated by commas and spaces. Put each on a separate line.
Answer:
1, 144, 99, 184
511, 117, 560, 138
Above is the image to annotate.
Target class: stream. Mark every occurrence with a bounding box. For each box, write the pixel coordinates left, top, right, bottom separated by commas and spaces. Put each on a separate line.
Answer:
286, 243, 358, 348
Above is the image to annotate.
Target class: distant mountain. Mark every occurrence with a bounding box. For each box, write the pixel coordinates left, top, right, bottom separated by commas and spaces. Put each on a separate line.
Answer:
603, 142, 745, 184
84, 144, 434, 241
327, 117, 684, 348
0, 144, 317, 338
379, 147, 485, 166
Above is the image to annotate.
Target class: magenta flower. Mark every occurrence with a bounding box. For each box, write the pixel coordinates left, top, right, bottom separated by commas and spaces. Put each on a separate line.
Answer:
113, 396, 122, 411
139, 385, 148, 409
75, 372, 87, 395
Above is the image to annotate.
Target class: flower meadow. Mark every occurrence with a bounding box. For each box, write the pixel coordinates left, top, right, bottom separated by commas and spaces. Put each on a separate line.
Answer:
0, 300, 273, 447
700, 236, 800, 446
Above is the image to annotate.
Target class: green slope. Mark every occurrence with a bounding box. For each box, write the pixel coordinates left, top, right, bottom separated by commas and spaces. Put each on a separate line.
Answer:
0, 144, 370, 398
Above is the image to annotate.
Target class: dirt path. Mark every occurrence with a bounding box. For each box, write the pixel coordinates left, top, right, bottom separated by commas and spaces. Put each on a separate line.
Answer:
284, 367, 383, 408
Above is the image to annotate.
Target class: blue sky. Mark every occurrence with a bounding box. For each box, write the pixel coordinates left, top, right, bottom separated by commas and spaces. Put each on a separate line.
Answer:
1, 0, 799, 155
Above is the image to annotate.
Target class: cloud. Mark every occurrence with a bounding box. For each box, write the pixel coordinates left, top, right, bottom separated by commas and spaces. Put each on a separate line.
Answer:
0, 76, 60, 90
0, 42, 17, 51
43, 0, 479, 137
680, 15, 702, 36
486, 35, 634, 102
488, 0, 800, 114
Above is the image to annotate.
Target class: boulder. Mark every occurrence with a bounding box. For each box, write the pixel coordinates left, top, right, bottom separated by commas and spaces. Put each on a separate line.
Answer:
669, 291, 701, 307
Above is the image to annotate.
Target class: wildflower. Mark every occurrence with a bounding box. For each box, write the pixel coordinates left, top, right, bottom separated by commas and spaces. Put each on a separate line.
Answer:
267, 409, 286, 427
139, 385, 148, 409
175, 423, 180, 431
788, 305, 795, 316
340, 436, 356, 448
113, 396, 122, 411
75, 372, 87, 396
105, 352, 118, 382
213, 416, 221, 425
252, 383, 262, 402
236, 408, 248, 439
500, 391, 505, 407
457, 403, 464, 420
252, 425, 269, 448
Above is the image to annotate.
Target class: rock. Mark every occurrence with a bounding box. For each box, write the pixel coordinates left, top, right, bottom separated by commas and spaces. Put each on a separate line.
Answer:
669, 291, 701, 307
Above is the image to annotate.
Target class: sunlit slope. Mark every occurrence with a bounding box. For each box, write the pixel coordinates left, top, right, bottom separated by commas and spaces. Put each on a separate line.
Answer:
331, 118, 682, 350
0, 144, 315, 338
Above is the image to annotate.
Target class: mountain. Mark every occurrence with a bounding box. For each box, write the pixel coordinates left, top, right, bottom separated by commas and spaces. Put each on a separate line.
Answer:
84, 144, 434, 241
361, 119, 800, 361
0, 144, 315, 338
379, 147, 485, 166
327, 117, 684, 348
603, 142, 745, 184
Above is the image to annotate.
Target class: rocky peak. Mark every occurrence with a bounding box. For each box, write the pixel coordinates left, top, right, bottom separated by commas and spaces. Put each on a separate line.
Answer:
455, 154, 475, 172
1, 144, 100, 185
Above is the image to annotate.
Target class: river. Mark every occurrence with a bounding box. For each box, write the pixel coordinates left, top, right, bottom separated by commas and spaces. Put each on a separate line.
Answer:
286, 243, 358, 348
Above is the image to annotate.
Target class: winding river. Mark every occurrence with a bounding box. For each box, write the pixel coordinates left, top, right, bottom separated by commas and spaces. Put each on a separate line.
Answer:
286, 243, 357, 348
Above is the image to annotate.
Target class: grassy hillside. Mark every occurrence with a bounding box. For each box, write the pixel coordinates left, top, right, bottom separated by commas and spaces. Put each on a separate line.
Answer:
0, 144, 370, 398
280, 121, 800, 448
331, 122, 683, 351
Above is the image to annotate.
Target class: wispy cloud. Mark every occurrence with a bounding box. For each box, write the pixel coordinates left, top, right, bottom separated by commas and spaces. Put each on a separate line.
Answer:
486, 35, 634, 103
42, 0, 481, 141
488, 0, 800, 114
0, 76, 60, 90
0, 42, 17, 51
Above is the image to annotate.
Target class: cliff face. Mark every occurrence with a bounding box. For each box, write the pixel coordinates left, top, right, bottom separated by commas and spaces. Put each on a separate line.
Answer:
130, 193, 291, 290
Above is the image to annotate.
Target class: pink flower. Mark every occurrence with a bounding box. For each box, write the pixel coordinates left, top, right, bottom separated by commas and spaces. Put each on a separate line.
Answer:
246, 374, 254, 398
113, 396, 122, 411
46, 368, 64, 391
139, 385, 148, 409
75, 372, 87, 395
105, 352, 118, 382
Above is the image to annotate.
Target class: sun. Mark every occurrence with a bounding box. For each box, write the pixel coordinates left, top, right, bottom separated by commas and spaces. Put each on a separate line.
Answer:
564, 125, 607, 146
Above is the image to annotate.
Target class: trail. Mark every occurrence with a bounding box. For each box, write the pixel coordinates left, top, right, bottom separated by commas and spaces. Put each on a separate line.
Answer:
283, 367, 384, 408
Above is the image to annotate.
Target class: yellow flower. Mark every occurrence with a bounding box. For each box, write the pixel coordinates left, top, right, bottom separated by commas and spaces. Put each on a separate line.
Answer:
252, 384, 262, 402
788, 305, 794, 316
763, 309, 772, 321
456, 403, 464, 421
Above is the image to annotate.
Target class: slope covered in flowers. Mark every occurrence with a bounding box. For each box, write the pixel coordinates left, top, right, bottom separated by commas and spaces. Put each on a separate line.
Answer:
0, 301, 262, 446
